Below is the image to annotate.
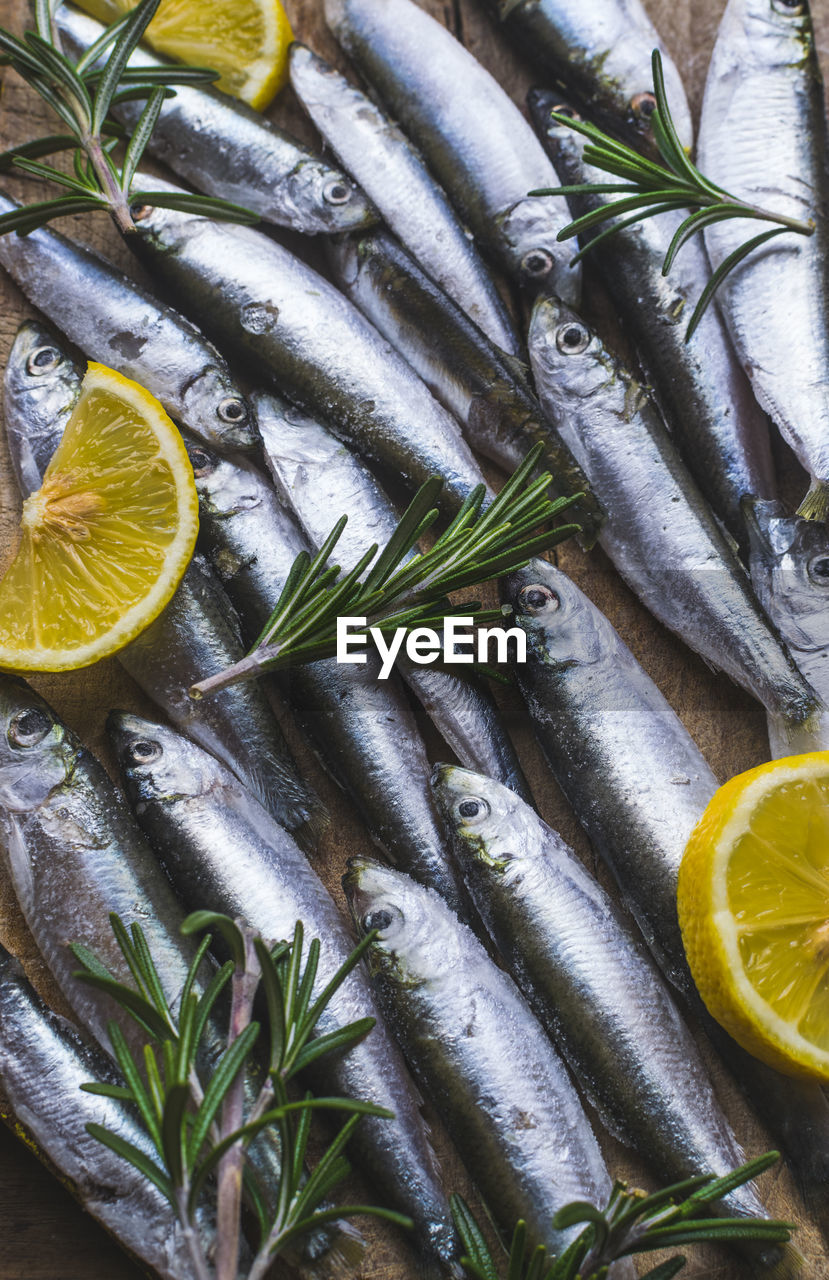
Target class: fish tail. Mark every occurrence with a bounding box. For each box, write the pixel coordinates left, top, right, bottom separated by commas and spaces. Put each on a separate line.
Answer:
796, 479, 829, 522
292, 799, 331, 855
294, 1217, 365, 1279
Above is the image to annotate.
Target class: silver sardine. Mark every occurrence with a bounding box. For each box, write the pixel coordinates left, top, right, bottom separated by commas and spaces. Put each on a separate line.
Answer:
475, 0, 692, 153
54, 4, 377, 236
2, 320, 82, 499
528, 295, 817, 723
432, 765, 799, 1277
0, 941, 213, 1279
747, 500, 829, 756
188, 442, 472, 916
127, 178, 488, 512
288, 43, 519, 352
323, 229, 603, 542
254, 388, 534, 803
343, 857, 630, 1272
531, 100, 775, 549
0, 196, 258, 453
324, 0, 581, 300
109, 712, 460, 1275
698, 0, 829, 520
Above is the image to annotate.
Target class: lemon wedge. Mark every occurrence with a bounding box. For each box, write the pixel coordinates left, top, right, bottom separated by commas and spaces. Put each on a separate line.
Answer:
678, 753, 829, 1081
77, 0, 292, 108
0, 363, 198, 672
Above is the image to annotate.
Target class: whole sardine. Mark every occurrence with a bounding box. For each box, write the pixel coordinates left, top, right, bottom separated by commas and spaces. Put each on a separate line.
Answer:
324, 229, 603, 542
531, 100, 775, 548
504, 558, 829, 1227
109, 712, 460, 1275
254, 388, 534, 804
343, 857, 629, 1272
0, 196, 258, 453
189, 442, 471, 915
747, 500, 829, 756
474, 0, 692, 153
0, 941, 214, 1280
127, 178, 489, 512
432, 765, 800, 1276
2, 326, 322, 842
324, 0, 581, 300
528, 295, 817, 723
2, 320, 82, 499
288, 43, 519, 353
698, 0, 829, 520
54, 4, 377, 236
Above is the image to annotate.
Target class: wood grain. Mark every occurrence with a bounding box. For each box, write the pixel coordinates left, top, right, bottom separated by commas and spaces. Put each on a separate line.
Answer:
0, 0, 827, 1277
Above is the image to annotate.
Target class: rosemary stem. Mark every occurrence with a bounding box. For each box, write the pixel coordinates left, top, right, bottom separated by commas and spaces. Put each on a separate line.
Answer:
175, 1185, 213, 1280
190, 651, 275, 699
215, 952, 259, 1280
82, 130, 134, 232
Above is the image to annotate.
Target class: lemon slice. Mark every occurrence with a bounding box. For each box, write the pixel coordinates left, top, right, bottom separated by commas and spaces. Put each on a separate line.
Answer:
0, 363, 198, 672
678, 753, 829, 1081
77, 0, 292, 108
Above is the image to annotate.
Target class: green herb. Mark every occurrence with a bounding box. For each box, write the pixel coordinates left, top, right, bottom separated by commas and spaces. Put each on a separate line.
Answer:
452, 1151, 794, 1280
73, 912, 409, 1280
188, 443, 580, 700
532, 49, 814, 340
0, 0, 258, 236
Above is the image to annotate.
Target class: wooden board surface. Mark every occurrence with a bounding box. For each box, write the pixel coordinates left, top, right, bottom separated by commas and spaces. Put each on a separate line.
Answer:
0, 0, 828, 1276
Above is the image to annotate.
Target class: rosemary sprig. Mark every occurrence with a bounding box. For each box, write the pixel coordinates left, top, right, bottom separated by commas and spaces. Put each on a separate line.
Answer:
532, 49, 814, 340
189, 444, 581, 699
452, 1151, 794, 1280
73, 912, 409, 1280
0, 0, 258, 235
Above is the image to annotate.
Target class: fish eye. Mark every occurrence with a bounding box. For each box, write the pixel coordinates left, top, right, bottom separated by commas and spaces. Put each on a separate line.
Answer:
26, 346, 61, 375
771, 0, 805, 13
550, 103, 579, 120
129, 202, 153, 222
456, 797, 490, 822
630, 91, 657, 119
323, 177, 352, 205
128, 738, 162, 765
187, 445, 216, 477
8, 707, 52, 747
521, 249, 554, 278
807, 554, 829, 585
362, 906, 401, 936
555, 322, 590, 355
518, 583, 561, 614
217, 397, 247, 424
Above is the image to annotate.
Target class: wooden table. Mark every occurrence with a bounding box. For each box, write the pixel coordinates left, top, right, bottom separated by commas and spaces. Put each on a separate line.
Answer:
1, 0, 828, 1275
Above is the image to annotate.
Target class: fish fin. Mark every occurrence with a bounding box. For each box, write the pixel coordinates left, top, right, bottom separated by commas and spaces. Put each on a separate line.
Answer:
292, 800, 331, 855
796, 479, 829, 523
295, 1218, 365, 1280
742, 1239, 804, 1279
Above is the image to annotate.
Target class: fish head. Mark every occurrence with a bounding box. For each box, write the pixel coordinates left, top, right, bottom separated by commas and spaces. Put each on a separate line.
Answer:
180, 364, 259, 456
184, 438, 266, 519
4, 320, 80, 430
252, 390, 339, 472
108, 711, 219, 807
0, 677, 78, 817
745, 498, 829, 647
343, 857, 460, 984
431, 763, 539, 882
526, 91, 585, 165
740, 0, 815, 69
288, 158, 376, 235
528, 296, 620, 418
502, 558, 607, 669
497, 198, 581, 303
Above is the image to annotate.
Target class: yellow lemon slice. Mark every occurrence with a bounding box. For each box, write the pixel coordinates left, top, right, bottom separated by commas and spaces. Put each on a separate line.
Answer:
0, 363, 198, 672
77, 0, 292, 108
678, 753, 829, 1081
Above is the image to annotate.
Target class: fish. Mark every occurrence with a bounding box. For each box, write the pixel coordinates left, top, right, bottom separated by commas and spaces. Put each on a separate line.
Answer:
0, 194, 258, 453
188, 441, 472, 916
253, 388, 535, 804
0, 940, 215, 1279
698, 0, 829, 521
109, 711, 461, 1275
1, 325, 322, 842
746, 499, 829, 756
288, 43, 520, 354
54, 4, 377, 236
528, 295, 818, 724
474, 0, 692, 154
2, 319, 82, 500
125, 175, 489, 514
323, 229, 603, 543
343, 857, 632, 1273
531, 98, 775, 550
432, 764, 802, 1276
323, 0, 581, 300
504, 558, 829, 1229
